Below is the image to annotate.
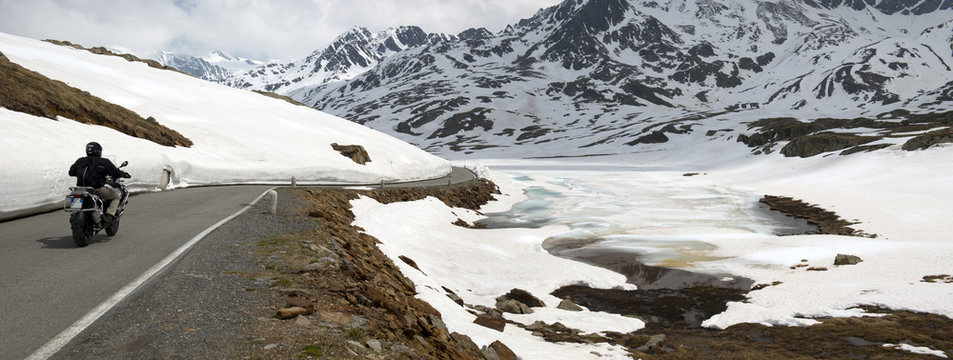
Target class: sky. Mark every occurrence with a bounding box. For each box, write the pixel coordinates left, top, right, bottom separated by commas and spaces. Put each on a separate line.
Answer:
0, 0, 561, 61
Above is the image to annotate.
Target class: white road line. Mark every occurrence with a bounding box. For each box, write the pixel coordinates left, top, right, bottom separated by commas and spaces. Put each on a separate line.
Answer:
26, 188, 275, 360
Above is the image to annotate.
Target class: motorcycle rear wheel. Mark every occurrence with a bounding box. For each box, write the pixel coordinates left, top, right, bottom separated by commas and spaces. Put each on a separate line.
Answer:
72, 224, 92, 247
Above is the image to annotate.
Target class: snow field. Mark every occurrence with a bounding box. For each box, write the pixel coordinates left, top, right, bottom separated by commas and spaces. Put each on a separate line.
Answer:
0, 32, 450, 220
352, 143, 953, 359
350, 169, 645, 360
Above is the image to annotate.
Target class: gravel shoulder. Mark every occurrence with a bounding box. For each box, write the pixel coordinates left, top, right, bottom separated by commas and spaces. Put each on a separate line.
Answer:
51, 187, 315, 359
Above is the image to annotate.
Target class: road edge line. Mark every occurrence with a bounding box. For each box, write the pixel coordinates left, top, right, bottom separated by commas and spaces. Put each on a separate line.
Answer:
25, 187, 276, 360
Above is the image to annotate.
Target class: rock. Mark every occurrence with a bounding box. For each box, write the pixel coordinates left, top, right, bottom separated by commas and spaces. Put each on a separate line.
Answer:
902, 128, 953, 151
488, 340, 518, 360
636, 334, 666, 352
390, 344, 413, 354
263, 343, 277, 350
346, 340, 363, 351
294, 316, 311, 327
366, 339, 382, 353
525, 321, 547, 331
331, 143, 371, 164
319, 311, 353, 325
496, 288, 545, 308
496, 299, 532, 314
278, 288, 313, 297
447, 292, 464, 306
473, 305, 503, 318
834, 254, 863, 265
780, 133, 878, 158
473, 314, 506, 332
557, 299, 584, 311
275, 306, 309, 319
286, 297, 313, 311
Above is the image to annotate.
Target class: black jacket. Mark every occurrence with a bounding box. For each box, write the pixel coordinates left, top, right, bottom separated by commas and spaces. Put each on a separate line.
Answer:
69, 156, 124, 188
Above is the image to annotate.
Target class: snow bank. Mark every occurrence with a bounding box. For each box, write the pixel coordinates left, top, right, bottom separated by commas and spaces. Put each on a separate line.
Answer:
0, 32, 449, 219
350, 168, 644, 360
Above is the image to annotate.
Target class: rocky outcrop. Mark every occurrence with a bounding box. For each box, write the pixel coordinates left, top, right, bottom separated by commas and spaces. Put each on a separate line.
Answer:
780, 133, 879, 157
902, 128, 953, 150
759, 195, 870, 236
834, 254, 863, 266
331, 143, 371, 165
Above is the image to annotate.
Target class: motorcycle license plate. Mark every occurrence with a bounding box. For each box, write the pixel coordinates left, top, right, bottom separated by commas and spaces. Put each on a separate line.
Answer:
70, 197, 83, 209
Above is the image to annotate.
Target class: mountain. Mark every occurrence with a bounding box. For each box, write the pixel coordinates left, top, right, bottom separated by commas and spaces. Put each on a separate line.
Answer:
204, 50, 269, 73
224, 0, 953, 156
221, 26, 456, 93
153, 51, 233, 82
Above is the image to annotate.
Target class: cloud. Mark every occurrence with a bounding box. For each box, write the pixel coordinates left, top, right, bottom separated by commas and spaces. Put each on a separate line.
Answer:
0, 0, 560, 60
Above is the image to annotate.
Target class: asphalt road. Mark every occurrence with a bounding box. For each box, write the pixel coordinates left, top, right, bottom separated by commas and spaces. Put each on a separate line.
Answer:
0, 167, 477, 360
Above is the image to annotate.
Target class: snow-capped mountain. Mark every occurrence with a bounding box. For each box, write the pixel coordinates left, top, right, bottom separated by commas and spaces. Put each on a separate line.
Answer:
153, 51, 233, 82
221, 26, 457, 93
204, 50, 269, 73
224, 0, 953, 156
152, 50, 270, 82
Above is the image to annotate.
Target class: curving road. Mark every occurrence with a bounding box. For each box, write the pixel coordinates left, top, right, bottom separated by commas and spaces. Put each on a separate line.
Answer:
0, 167, 476, 360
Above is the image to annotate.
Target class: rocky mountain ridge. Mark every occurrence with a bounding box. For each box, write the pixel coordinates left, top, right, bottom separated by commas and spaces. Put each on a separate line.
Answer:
219, 0, 953, 157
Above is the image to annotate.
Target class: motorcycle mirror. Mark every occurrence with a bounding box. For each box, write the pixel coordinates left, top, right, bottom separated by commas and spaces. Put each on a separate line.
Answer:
120, 161, 128, 168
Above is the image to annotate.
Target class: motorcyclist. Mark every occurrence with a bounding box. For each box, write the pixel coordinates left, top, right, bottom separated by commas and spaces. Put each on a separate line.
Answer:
68, 142, 131, 222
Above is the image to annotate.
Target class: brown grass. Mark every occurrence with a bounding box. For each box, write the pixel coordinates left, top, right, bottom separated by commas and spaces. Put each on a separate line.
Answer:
42, 39, 184, 73
0, 51, 192, 147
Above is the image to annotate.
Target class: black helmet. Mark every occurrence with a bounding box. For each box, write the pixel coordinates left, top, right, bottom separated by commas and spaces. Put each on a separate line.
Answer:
86, 142, 102, 157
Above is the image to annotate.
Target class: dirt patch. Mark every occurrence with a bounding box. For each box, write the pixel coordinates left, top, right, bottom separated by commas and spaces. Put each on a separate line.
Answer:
0, 51, 192, 147
626, 307, 953, 359
242, 179, 506, 359
759, 195, 872, 236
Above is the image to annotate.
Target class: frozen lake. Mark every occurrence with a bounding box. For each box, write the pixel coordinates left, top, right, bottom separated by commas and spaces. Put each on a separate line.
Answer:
478, 163, 815, 289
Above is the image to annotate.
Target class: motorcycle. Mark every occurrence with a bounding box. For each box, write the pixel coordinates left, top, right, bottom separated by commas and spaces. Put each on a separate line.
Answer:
64, 161, 131, 247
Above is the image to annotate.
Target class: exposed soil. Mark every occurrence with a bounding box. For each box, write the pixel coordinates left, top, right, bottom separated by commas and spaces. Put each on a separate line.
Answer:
238, 179, 510, 359
0, 51, 192, 147
758, 195, 872, 236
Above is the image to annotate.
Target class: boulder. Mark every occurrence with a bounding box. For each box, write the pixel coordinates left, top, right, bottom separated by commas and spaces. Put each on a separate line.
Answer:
275, 306, 309, 319
286, 297, 314, 311
496, 299, 532, 314
497, 288, 545, 307
482, 340, 518, 360
473, 314, 506, 332
636, 334, 666, 352
331, 143, 371, 164
366, 339, 382, 353
834, 254, 863, 266
557, 299, 584, 311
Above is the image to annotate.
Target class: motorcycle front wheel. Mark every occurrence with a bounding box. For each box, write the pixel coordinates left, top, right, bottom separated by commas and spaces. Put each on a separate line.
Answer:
106, 215, 120, 236
70, 212, 92, 247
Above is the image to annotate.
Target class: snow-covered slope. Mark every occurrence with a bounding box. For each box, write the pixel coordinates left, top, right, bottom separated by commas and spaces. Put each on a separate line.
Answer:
0, 32, 450, 220
223, 0, 953, 157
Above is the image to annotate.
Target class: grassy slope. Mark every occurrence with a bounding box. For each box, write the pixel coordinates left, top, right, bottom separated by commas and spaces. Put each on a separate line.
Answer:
0, 50, 192, 147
